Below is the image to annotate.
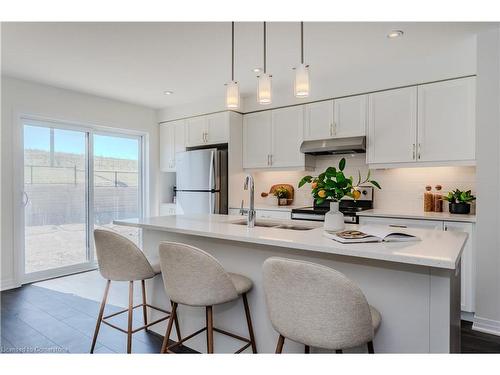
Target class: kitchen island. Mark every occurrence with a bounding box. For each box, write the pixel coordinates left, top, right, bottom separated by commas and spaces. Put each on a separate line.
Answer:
114, 214, 467, 353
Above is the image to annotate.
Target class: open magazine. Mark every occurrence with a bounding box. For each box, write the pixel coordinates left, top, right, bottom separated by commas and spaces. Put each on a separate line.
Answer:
323, 224, 421, 243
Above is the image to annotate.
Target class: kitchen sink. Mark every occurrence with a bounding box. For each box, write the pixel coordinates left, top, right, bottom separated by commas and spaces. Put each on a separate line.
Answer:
230, 219, 316, 231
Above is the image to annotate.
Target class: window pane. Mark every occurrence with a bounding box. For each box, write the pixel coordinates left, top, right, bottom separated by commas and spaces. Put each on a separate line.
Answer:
93, 134, 141, 245
24, 125, 88, 273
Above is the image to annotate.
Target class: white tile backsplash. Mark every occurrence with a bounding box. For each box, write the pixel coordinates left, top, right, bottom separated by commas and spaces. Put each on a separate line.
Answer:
249, 154, 476, 213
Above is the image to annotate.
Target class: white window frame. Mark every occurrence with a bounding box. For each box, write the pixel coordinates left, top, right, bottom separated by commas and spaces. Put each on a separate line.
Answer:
13, 113, 148, 284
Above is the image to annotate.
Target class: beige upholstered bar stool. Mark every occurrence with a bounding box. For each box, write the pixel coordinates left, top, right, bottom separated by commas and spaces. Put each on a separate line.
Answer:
158, 242, 257, 354
262, 257, 381, 354
91, 229, 181, 354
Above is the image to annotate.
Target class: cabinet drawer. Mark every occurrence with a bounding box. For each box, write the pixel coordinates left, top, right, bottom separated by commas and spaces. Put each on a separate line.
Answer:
256, 210, 291, 220
358, 216, 443, 230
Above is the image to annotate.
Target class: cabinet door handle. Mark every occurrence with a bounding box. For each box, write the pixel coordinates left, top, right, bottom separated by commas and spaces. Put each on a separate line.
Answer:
389, 224, 407, 228
444, 224, 447, 231
270, 154, 273, 166
417, 143, 421, 160
412, 144, 416, 160
332, 122, 337, 136
330, 123, 333, 136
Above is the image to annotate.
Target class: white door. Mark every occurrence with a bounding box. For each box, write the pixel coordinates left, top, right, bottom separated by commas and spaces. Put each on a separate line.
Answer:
417, 77, 476, 162
271, 106, 305, 168
304, 100, 334, 141
367, 87, 417, 164
444, 221, 475, 312
159, 123, 175, 172
206, 112, 229, 144
186, 116, 207, 147
334, 95, 367, 137
243, 111, 272, 168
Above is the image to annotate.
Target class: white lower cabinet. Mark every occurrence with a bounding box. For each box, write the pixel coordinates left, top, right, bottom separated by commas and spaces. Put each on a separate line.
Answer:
444, 221, 475, 312
159, 203, 177, 216
359, 215, 475, 312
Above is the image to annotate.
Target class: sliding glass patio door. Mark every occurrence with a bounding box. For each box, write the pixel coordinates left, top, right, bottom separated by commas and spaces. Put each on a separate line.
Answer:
22, 118, 143, 282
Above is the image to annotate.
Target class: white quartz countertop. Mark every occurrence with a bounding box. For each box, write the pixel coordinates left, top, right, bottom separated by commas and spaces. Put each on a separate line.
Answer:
114, 214, 467, 270
358, 209, 476, 223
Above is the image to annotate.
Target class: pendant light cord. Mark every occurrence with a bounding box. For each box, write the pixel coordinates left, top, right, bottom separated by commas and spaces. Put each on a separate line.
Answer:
263, 21, 267, 74
300, 21, 304, 64
231, 21, 235, 82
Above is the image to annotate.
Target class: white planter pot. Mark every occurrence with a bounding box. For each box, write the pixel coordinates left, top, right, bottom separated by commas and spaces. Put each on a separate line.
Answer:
324, 201, 345, 232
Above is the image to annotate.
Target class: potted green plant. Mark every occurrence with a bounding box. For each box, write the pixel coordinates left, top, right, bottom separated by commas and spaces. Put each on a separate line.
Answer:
443, 189, 475, 214
273, 186, 290, 206
299, 158, 381, 231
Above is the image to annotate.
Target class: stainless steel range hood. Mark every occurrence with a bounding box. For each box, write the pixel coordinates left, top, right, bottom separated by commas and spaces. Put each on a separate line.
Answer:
300, 136, 366, 155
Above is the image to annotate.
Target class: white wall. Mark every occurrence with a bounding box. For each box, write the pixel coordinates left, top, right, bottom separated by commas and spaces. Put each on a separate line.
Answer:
1, 76, 159, 290
473, 27, 500, 335
157, 35, 476, 122
234, 155, 476, 213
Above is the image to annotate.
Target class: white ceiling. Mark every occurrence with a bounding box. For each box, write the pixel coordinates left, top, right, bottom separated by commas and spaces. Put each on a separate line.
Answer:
1, 22, 494, 109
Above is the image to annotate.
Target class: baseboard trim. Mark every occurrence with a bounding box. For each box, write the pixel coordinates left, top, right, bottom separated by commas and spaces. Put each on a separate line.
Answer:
473, 315, 500, 336
1, 278, 21, 291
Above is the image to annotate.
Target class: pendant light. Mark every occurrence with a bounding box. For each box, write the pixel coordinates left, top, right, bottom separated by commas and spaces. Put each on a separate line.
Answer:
257, 22, 272, 105
293, 22, 310, 98
225, 22, 240, 109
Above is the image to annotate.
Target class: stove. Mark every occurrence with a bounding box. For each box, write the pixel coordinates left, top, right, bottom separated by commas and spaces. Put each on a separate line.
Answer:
291, 186, 373, 224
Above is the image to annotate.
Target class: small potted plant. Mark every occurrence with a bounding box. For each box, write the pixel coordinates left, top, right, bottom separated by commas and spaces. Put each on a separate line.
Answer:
273, 186, 290, 206
299, 158, 381, 231
443, 189, 476, 214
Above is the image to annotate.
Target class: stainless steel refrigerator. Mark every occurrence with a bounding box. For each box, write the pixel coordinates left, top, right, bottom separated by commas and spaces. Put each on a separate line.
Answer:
175, 148, 228, 215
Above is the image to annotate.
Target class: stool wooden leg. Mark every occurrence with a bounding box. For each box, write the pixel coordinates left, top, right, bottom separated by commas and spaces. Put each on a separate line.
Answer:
367, 341, 374, 354
90, 280, 110, 353
275, 335, 285, 354
206, 306, 214, 354
172, 301, 182, 342
242, 293, 257, 353
141, 280, 148, 329
127, 281, 134, 354
304, 345, 310, 353
161, 302, 177, 353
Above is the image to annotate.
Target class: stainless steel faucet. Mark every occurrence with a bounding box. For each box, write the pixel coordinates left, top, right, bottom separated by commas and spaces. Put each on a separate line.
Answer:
243, 175, 256, 228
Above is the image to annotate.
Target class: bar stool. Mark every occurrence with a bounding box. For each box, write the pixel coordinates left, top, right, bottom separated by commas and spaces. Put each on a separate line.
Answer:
91, 229, 181, 353
158, 242, 257, 354
262, 257, 381, 354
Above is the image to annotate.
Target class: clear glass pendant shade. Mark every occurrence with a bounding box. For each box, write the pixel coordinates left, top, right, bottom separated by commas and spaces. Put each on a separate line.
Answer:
257, 73, 272, 105
225, 81, 240, 109
294, 63, 310, 98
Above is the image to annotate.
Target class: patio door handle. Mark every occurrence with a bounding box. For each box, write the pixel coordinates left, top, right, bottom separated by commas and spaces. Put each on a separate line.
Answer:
22, 191, 29, 207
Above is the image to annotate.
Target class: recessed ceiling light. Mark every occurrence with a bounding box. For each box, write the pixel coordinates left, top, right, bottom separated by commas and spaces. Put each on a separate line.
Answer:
387, 30, 404, 39
163, 90, 174, 95
252, 68, 262, 74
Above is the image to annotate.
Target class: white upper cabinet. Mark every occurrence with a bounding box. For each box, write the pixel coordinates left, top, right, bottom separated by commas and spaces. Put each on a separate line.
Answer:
206, 112, 230, 144
243, 106, 312, 170
160, 119, 185, 172
185, 116, 206, 147
271, 106, 305, 168
304, 95, 367, 141
304, 100, 334, 140
334, 95, 367, 137
417, 77, 476, 162
367, 86, 417, 164
243, 111, 272, 168
186, 112, 229, 147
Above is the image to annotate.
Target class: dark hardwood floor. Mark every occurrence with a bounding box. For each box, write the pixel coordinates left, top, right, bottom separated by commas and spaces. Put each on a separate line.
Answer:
2, 284, 500, 353
0, 284, 194, 354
